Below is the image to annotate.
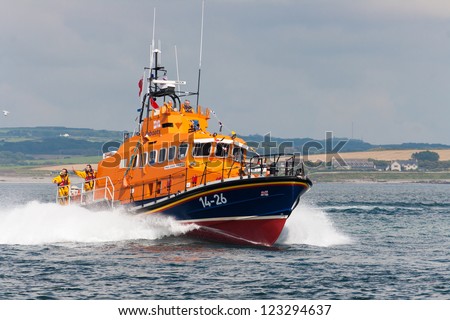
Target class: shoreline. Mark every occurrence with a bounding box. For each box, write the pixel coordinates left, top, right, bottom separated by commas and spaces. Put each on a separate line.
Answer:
0, 167, 87, 184
1, 164, 450, 184
0, 176, 49, 184
2, 177, 448, 184
309, 179, 450, 184
1, 173, 450, 185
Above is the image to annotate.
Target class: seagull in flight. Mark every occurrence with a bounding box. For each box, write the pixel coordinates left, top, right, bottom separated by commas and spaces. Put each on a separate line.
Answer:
3, 110, 9, 116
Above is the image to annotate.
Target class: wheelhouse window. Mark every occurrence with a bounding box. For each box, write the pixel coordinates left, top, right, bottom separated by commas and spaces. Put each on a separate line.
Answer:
193, 143, 212, 157
140, 152, 148, 167
158, 148, 167, 163
178, 143, 188, 160
215, 143, 230, 157
148, 150, 157, 165
233, 146, 245, 161
168, 146, 176, 161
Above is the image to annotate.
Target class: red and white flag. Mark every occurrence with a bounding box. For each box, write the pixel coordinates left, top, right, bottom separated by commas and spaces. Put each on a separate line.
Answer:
150, 97, 159, 109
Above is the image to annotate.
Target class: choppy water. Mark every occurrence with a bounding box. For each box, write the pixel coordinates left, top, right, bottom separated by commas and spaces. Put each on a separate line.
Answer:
0, 182, 449, 299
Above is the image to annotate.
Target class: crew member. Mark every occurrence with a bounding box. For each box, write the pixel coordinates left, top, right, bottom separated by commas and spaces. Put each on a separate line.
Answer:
73, 164, 97, 191
183, 99, 193, 112
52, 168, 70, 204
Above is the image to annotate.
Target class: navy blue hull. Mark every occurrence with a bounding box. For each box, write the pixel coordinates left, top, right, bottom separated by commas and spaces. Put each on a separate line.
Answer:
133, 176, 312, 246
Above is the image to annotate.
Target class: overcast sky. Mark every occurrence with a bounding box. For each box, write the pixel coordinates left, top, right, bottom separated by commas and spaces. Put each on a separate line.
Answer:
1, 0, 450, 144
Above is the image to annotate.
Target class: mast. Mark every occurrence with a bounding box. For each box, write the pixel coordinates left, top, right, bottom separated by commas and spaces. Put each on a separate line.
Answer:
141, 8, 157, 133
196, 0, 205, 107
138, 6, 191, 124
149, 7, 156, 86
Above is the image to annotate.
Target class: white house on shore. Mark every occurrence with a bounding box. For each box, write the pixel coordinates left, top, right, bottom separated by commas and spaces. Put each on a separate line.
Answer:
388, 160, 419, 171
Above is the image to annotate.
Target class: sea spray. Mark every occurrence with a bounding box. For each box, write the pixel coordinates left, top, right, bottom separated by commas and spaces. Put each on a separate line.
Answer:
0, 201, 196, 245
277, 203, 353, 247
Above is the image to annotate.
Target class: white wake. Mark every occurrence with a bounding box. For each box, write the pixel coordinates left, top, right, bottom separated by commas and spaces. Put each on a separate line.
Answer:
277, 203, 353, 247
0, 201, 195, 245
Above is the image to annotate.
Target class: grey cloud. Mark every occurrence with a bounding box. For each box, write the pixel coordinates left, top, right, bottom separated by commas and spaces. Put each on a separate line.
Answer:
1, 0, 449, 144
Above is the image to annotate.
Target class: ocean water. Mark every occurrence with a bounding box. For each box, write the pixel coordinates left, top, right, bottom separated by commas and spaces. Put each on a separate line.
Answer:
0, 182, 449, 299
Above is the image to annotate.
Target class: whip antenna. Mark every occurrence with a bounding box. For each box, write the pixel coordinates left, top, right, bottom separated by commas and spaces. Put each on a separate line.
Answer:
196, 0, 205, 107
149, 8, 156, 89
175, 45, 181, 94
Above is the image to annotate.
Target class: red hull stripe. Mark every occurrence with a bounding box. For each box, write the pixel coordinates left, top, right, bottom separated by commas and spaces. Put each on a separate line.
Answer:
147, 181, 309, 213
187, 216, 288, 246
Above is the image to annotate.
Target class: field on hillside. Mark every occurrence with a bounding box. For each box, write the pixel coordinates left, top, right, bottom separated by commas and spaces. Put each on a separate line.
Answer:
305, 149, 450, 162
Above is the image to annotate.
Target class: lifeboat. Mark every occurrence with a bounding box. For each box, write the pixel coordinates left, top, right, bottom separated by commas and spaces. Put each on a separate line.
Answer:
58, 46, 312, 246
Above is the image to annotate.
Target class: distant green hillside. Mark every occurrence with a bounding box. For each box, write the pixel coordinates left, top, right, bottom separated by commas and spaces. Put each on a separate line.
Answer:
0, 137, 104, 155
244, 134, 450, 154
1, 127, 449, 160
0, 127, 123, 165
0, 126, 122, 143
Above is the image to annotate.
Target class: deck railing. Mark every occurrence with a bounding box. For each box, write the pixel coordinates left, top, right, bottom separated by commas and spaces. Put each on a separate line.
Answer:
56, 176, 115, 208
247, 153, 305, 178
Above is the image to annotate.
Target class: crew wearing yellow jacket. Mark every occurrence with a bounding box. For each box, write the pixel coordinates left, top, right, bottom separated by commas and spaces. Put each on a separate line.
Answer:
52, 168, 70, 204
73, 164, 97, 191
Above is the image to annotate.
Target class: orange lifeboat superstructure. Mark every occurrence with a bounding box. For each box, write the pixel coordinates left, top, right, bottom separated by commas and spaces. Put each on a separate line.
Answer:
98, 102, 249, 205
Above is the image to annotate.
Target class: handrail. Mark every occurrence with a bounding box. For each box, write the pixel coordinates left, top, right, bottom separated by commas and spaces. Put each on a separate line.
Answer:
56, 176, 115, 208
247, 153, 305, 178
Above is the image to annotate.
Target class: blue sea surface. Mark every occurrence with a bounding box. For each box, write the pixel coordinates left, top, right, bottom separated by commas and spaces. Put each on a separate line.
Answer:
0, 182, 449, 299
